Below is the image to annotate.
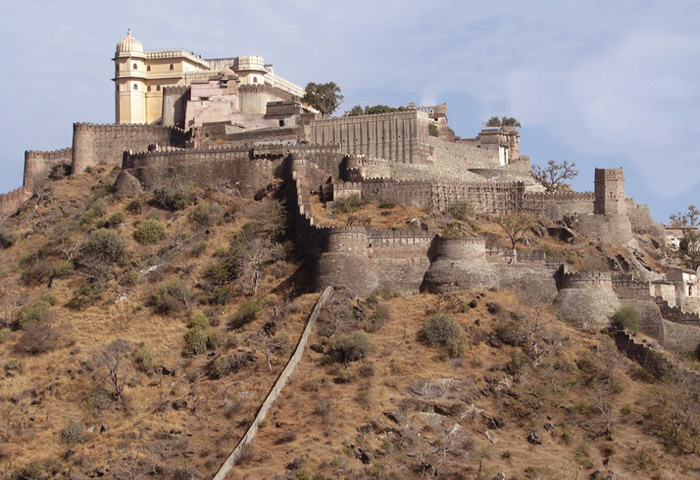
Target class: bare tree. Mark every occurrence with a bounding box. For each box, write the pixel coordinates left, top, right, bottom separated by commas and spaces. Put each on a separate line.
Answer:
94, 339, 133, 399
532, 160, 578, 192
494, 213, 534, 253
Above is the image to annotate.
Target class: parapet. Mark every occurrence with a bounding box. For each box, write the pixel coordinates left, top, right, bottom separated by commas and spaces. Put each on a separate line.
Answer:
561, 271, 613, 289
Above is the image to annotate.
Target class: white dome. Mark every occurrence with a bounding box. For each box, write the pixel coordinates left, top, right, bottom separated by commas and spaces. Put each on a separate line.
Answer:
116, 29, 144, 54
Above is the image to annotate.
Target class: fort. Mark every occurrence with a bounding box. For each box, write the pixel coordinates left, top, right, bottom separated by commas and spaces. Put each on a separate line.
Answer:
1, 30, 698, 355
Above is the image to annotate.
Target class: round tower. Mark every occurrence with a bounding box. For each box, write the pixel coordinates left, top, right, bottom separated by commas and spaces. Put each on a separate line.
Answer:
113, 29, 147, 124
233, 55, 267, 86
553, 271, 621, 330
421, 236, 499, 293
314, 227, 378, 296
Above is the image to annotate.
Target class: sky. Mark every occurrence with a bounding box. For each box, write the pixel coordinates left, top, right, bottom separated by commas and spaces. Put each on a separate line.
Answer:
1, 0, 699, 222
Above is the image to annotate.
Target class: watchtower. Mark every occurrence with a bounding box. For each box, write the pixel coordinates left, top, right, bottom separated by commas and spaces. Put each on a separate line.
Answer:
594, 168, 625, 215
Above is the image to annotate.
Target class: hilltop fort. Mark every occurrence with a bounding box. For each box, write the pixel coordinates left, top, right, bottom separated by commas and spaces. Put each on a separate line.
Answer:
1, 30, 698, 355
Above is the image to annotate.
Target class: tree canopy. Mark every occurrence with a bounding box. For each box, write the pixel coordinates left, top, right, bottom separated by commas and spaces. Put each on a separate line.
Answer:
531, 160, 578, 193
484, 116, 522, 128
302, 82, 344, 117
345, 104, 410, 116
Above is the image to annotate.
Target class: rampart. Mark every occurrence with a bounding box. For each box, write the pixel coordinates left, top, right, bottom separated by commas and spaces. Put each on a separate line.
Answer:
522, 191, 595, 219
124, 144, 281, 196
561, 272, 613, 289
611, 274, 652, 300
307, 111, 432, 165
24, 148, 73, 187
72, 122, 187, 174
0, 186, 33, 222
655, 297, 700, 326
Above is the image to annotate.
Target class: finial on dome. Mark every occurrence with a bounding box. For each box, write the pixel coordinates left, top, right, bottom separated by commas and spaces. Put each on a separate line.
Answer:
116, 29, 144, 54
127, 28, 132, 37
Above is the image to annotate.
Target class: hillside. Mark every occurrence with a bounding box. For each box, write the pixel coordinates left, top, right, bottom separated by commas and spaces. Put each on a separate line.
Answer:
0, 167, 699, 480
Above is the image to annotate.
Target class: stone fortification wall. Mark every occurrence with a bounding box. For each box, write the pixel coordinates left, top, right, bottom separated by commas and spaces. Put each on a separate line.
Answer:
496, 263, 560, 302
212, 287, 333, 480
238, 84, 296, 115
554, 272, 621, 330
662, 320, 700, 352
368, 230, 434, 292
421, 236, 499, 293
619, 298, 666, 342
428, 136, 501, 169
574, 213, 636, 247
124, 145, 281, 196
360, 178, 525, 213
161, 86, 189, 127
23, 148, 73, 187
307, 111, 432, 165
0, 186, 33, 222
655, 298, 700, 327
522, 191, 595, 219
625, 199, 665, 236
72, 123, 187, 174
611, 275, 652, 300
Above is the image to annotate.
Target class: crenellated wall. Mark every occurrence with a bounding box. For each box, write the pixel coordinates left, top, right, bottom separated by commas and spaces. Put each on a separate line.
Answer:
23, 148, 73, 187
72, 122, 187, 174
522, 191, 595, 219
0, 186, 33, 222
307, 111, 433, 165
554, 271, 621, 330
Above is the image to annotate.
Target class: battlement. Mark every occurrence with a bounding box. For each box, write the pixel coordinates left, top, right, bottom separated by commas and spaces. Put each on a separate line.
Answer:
74, 122, 186, 134
316, 110, 429, 123
25, 148, 73, 161
0, 186, 32, 221
655, 297, 700, 326
162, 85, 190, 94
524, 191, 595, 201
561, 271, 613, 288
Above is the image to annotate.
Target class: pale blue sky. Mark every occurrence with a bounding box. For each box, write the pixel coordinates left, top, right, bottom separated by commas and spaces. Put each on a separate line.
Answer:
2, 0, 699, 222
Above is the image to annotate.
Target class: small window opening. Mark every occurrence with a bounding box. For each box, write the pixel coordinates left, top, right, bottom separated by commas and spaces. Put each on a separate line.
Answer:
133, 62, 138, 70
133, 84, 138, 90
253, 77, 258, 83
147, 65, 151, 71
279, 120, 285, 127
147, 86, 152, 92
157, 85, 161, 91
169, 64, 174, 70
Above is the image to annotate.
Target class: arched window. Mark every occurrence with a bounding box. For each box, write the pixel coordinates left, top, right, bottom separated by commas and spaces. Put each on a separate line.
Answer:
133, 84, 138, 90
156, 85, 161, 91
169, 64, 174, 70
147, 65, 151, 72
133, 63, 138, 70
253, 76, 258, 83
147, 86, 152, 92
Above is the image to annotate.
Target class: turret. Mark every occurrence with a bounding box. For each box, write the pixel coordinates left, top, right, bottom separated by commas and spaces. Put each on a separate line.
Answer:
113, 30, 147, 124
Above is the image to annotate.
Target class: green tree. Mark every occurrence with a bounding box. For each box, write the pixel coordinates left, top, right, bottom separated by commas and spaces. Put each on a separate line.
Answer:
532, 159, 579, 192
678, 228, 700, 270
303, 82, 344, 117
484, 116, 522, 128
670, 205, 700, 227
494, 213, 534, 252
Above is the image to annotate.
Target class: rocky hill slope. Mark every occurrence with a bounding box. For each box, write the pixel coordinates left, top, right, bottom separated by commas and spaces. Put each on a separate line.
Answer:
0, 167, 698, 480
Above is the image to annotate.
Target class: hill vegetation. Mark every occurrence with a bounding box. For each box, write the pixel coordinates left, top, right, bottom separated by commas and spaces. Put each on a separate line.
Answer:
0, 167, 699, 479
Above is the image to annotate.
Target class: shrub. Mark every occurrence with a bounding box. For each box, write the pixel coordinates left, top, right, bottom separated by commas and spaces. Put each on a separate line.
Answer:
80, 198, 108, 225
0, 329, 9, 343
15, 297, 54, 329
82, 228, 126, 264
183, 313, 218, 357
429, 122, 439, 137
332, 194, 368, 214
67, 282, 104, 309
210, 285, 233, 305
209, 352, 255, 379
448, 201, 473, 221
189, 200, 211, 225
20, 258, 54, 286
333, 331, 372, 364
611, 306, 640, 331
150, 279, 189, 314
378, 200, 396, 209
53, 260, 75, 278
135, 344, 153, 373
60, 419, 86, 444
99, 211, 125, 229
16, 321, 61, 354
134, 217, 166, 245
153, 184, 196, 211
230, 298, 263, 329
0, 230, 15, 249
494, 321, 526, 346
420, 314, 466, 358
206, 246, 245, 285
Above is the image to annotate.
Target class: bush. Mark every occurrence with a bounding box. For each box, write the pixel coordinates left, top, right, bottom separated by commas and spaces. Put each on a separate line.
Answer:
150, 279, 189, 314
153, 184, 196, 211
189, 200, 211, 225
80, 198, 108, 225
420, 314, 465, 358
183, 313, 219, 357
209, 352, 256, 379
0, 230, 15, 249
332, 195, 368, 214
206, 246, 245, 285
53, 260, 75, 278
429, 123, 439, 137
210, 285, 233, 305
67, 282, 104, 310
230, 298, 263, 329
82, 228, 126, 264
134, 217, 166, 245
20, 258, 54, 286
494, 321, 526, 346
333, 331, 372, 364
60, 418, 86, 444
135, 344, 153, 373
14, 297, 54, 329
448, 201, 473, 221
99, 211, 125, 229
611, 307, 640, 331
16, 321, 61, 354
